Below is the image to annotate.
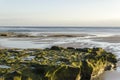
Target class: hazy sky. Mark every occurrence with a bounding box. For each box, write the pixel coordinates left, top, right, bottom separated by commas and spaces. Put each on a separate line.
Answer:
0, 0, 120, 26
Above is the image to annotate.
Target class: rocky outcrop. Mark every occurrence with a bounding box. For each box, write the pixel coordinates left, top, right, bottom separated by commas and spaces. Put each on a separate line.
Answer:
0, 47, 117, 80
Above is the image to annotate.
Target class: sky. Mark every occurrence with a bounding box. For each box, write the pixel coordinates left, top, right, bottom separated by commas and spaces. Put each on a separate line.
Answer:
0, 0, 120, 26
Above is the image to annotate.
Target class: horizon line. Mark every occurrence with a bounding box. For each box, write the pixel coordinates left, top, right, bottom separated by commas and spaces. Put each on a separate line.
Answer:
0, 26, 120, 28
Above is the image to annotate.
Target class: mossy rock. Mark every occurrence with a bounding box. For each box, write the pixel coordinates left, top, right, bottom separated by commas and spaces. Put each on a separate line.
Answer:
50, 46, 64, 50
80, 61, 93, 80
46, 66, 80, 80
67, 47, 75, 50
0, 47, 117, 80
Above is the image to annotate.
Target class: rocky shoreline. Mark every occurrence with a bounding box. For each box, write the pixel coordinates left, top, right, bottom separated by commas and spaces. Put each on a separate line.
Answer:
0, 46, 117, 80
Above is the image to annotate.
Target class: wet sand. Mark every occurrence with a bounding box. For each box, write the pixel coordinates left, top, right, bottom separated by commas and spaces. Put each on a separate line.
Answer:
103, 71, 120, 80
103, 61, 120, 80
91, 35, 120, 43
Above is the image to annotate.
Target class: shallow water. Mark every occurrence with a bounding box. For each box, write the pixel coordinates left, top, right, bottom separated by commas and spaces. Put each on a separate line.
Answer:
0, 65, 11, 69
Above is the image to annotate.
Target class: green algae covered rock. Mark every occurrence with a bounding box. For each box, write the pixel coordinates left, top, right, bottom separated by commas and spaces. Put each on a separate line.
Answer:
0, 46, 117, 80
46, 66, 80, 80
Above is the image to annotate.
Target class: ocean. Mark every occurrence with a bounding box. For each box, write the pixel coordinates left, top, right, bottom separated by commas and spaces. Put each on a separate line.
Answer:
0, 27, 120, 33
